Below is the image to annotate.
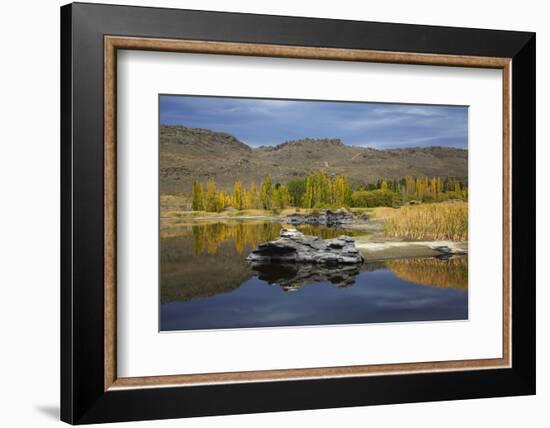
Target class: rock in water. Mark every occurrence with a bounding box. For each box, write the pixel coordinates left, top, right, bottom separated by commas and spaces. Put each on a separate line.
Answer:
246, 228, 364, 264
284, 208, 353, 226
325, 208, 354, 226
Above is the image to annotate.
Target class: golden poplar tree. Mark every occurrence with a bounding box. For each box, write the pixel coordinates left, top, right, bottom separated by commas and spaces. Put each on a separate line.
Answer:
233, 180, 244, 210
205, 179, 219, 212
247, 182, 258, 209
260, 175, 273, 210
192, 181, 205, 211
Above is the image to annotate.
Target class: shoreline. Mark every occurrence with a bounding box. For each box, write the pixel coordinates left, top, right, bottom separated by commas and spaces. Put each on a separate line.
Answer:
355, 239, 467, 261
161, 214, 467, 262
161, 215, 280, 221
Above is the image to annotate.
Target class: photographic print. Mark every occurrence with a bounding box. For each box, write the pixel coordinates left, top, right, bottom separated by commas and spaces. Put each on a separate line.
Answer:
159, 95, 469, 331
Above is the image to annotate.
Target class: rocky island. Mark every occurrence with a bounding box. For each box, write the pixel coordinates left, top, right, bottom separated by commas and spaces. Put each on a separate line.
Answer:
246, 228, 364, 265
283, 208, 354, 226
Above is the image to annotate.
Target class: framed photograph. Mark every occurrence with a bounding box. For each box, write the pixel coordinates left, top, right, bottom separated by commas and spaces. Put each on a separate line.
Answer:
61, 2, 535, 424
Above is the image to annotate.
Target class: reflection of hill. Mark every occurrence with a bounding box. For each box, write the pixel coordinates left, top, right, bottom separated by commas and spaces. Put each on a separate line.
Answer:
160, 236, 253, 303
250, 263, 361, 292
386, 256, 467, 289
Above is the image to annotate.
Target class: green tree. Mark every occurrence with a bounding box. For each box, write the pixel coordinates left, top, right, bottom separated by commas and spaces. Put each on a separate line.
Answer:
454, 180, 462, 193
287, 179, 306, 206
303, 170, 332, 208
351, 189, 401, 208
260, 175, 273, 210
332, 175, 351, 207
247, 182, 258, 209
273, 184, 291, 210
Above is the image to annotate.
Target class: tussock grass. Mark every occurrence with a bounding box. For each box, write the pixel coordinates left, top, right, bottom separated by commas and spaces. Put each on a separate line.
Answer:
383, 202, 467, 241
367, 206, 399, 220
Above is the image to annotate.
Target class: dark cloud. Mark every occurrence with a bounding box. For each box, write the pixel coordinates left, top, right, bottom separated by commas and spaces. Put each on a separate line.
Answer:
160, 95, 468, 149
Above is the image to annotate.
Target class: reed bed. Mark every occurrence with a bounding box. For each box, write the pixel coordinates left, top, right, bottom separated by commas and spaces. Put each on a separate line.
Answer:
383, 202, 468, 241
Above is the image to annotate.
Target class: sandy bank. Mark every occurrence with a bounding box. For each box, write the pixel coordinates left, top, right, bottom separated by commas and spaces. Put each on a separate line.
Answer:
355, 239, 468, 261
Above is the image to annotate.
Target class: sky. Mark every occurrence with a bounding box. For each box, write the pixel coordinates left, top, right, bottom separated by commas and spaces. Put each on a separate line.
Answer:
159, 95, 468, 149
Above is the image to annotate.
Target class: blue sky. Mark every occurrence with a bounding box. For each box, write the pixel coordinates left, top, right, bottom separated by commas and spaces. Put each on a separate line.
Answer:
160, 95, 468, 149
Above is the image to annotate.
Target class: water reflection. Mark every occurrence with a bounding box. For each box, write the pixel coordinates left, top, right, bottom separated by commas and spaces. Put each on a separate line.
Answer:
386, 257, 468, 289
250, 262, 361, 292
161, 267, 468, 331
162, 219, 365, 256
191, 221, 280, 255
160, 220, 468, 330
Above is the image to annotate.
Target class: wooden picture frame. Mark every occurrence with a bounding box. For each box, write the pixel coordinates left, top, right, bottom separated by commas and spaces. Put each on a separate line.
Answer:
61, 2, 535, 424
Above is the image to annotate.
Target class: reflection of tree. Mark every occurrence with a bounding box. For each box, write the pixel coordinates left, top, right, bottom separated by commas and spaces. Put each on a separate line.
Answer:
386, 256, 467, 289
190, 222, 282, 255
188, 222, 358, 256
160, 221, 357, 303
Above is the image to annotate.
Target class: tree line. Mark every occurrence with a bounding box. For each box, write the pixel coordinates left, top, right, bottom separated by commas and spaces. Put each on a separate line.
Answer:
191, 171, 467, 212
352, 176, 467, 207
191, 175, 290, 212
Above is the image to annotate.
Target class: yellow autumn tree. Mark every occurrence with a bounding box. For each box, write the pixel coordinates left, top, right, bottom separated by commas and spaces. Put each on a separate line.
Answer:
233, 180, 244, 210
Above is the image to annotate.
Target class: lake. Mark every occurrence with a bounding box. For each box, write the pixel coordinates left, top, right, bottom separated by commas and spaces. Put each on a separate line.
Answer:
160, 219, 468, 331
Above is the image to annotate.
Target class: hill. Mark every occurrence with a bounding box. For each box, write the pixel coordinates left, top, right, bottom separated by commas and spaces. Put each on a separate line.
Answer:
160, 125, 468, 194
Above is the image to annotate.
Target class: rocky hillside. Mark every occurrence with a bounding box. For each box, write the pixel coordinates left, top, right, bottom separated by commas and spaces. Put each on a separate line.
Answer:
160, 125, 468, 194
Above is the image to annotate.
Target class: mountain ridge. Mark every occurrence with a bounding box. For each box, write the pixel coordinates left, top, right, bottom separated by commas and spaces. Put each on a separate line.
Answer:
160, 125, 468, 194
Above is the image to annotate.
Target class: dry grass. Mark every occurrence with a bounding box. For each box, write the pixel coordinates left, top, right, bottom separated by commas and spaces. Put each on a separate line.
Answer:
160, 194, 191, 212
161, 209, 277, 218
383, 202, 468, 241
161, 210, 218, 219
366, 206, 400, 220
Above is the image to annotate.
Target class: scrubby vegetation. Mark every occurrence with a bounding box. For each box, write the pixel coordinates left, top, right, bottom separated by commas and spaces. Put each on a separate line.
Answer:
352, 189, 401, 208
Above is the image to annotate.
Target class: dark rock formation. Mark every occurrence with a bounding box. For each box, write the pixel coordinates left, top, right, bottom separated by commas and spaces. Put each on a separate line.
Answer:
284, 208, 353, 226
245, 228, 364, 265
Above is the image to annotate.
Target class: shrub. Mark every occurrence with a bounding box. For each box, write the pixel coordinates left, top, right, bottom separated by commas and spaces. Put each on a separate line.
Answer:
352, 189, 401, 208
444, 190, 467, 201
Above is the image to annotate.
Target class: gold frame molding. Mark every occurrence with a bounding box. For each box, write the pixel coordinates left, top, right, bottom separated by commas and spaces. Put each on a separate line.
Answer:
104, 36, 512, 391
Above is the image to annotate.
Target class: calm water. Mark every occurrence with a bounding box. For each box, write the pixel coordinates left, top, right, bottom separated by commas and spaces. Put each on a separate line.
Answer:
160, 220, 468, 331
